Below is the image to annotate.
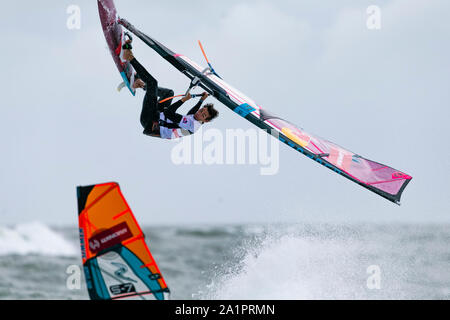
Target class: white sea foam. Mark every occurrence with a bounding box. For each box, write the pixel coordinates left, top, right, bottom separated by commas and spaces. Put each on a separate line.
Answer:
202, 225, 417, 300
0, 222, 78, 257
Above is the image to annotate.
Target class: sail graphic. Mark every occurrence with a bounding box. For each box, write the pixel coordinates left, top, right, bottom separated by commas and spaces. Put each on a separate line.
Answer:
77, 182, 170, 300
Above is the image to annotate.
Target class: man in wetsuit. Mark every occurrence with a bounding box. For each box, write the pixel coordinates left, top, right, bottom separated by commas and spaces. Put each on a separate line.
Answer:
122, 44, 219, 139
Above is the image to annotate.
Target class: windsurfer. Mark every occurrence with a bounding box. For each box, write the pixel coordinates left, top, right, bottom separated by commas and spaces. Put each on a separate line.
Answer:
122, 43, 219, 139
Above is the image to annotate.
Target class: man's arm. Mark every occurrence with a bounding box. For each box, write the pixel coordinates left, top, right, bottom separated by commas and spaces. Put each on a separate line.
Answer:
164, 108, 183, 124
165, 99, 184, 115
163, 93, 191, 123
123, 46, 158, 87
187, 100, 203, 115
187, 92, 209, 115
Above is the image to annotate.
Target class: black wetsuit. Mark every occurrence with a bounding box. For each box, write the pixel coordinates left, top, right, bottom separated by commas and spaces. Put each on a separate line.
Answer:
130, 58, 202, 137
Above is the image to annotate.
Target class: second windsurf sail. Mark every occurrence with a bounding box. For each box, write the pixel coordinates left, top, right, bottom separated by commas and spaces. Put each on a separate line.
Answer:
77, 182, 170, 300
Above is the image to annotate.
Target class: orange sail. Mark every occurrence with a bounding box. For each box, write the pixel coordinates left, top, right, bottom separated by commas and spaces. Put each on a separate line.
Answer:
77, 182, 170, 300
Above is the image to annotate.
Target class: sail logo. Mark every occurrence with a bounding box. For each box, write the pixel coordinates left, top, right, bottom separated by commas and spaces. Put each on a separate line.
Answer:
111, 262, 137, 283
89, 239, 101, 252
392, 172, 410, 179
88, 222, 133, 254
110, 283, 137, 296
234, 103, 256, 118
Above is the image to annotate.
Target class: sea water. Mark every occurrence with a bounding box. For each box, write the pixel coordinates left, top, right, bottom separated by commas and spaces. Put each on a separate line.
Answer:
0, 222, 449, 300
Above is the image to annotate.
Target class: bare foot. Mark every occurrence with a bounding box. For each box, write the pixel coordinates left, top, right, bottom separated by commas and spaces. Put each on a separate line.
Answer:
123, 49, 134, 62
122, 40, 134, 61
133, 79, 145, 89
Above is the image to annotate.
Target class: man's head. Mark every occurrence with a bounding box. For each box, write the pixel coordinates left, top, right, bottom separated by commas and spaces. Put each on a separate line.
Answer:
194, 104, 219, 123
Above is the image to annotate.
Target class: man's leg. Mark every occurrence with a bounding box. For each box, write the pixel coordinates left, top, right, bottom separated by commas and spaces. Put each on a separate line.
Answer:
141, 88, 159, 130
130, 58, 159, 131
130, 58, 157, 87
157, 87, 175, 112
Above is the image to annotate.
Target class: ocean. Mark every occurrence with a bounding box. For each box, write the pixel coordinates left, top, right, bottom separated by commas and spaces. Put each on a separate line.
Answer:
0, 222, 449, 300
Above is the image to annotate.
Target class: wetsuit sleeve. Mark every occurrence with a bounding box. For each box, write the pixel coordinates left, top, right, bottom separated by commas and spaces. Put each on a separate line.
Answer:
165, 99, 203, 125
164, 100, 184, 124
166, 100, 184, 114
187, 100, 203, 115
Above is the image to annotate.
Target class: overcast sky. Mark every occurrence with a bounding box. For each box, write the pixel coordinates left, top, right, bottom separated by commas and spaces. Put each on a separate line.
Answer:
0, 0, 449, 226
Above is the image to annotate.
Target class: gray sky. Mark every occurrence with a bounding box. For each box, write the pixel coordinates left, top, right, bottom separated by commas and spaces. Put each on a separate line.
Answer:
0, 0, 449, 226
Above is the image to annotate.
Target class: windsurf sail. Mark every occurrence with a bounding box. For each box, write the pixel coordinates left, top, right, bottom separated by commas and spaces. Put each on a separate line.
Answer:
77, 182, 170, 300
118, 18, 412, 204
